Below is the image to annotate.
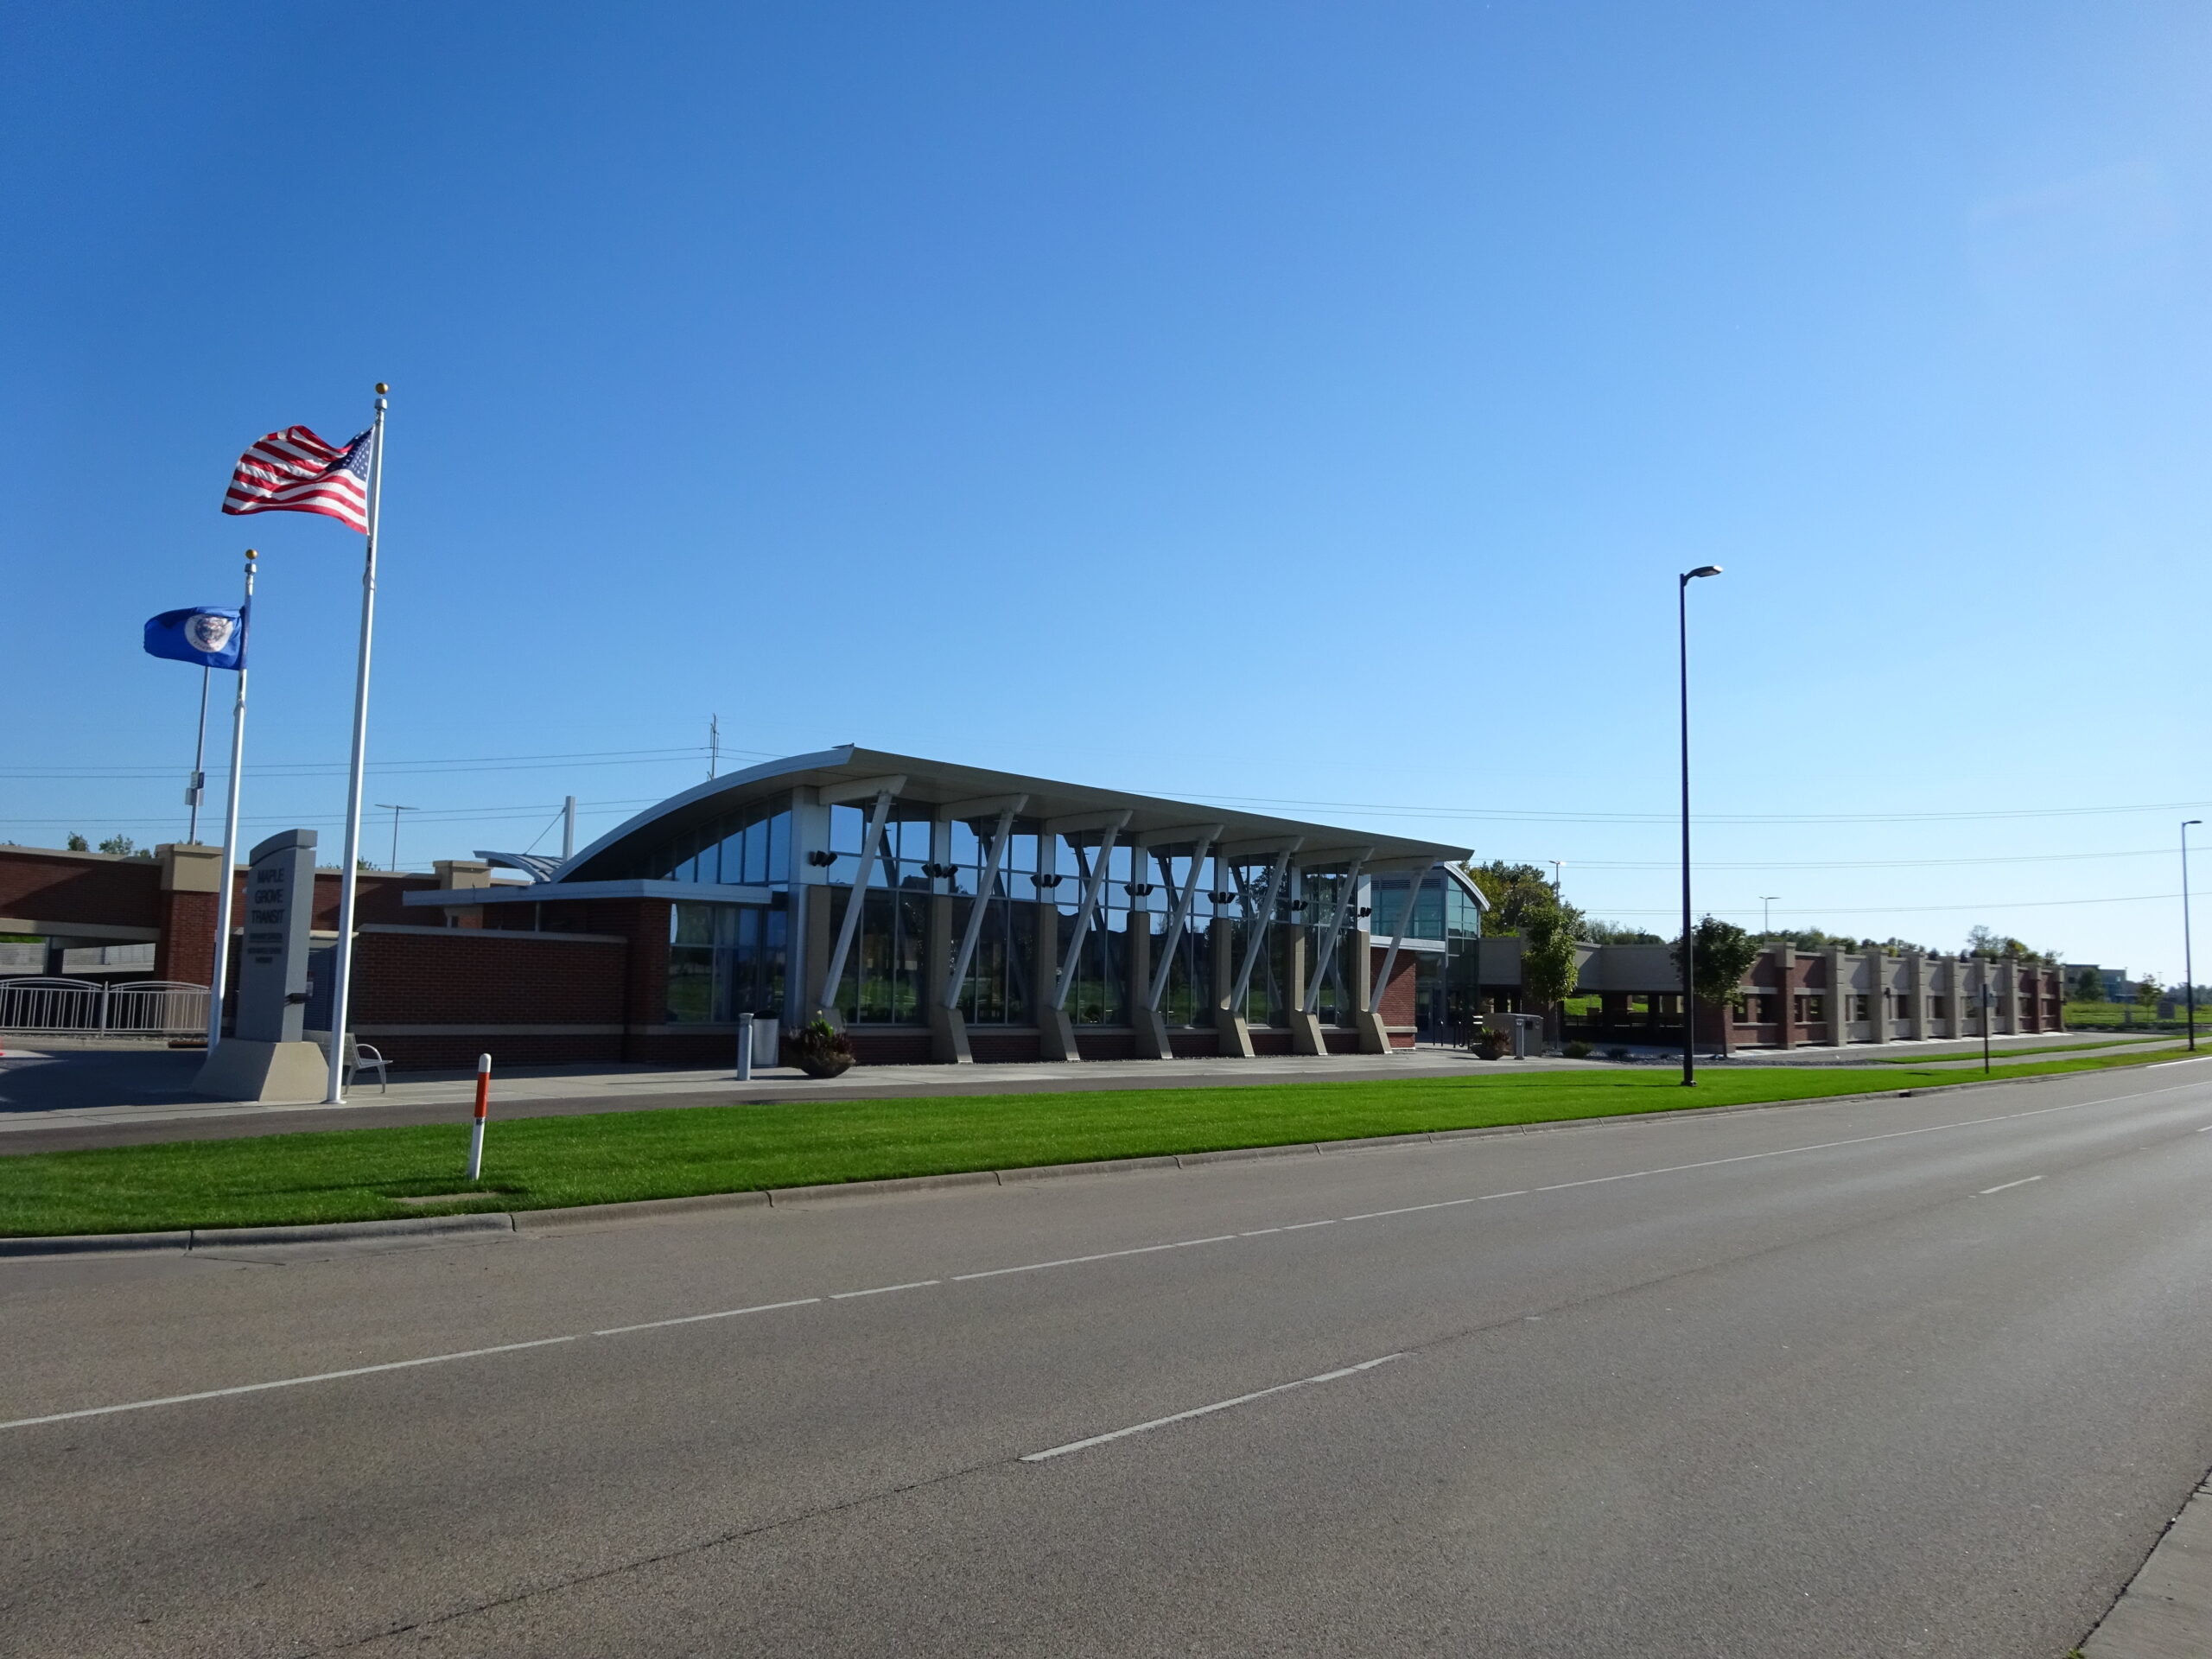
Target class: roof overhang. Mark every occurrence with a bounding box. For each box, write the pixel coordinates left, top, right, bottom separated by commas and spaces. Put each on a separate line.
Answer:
557, 746, 1471, 881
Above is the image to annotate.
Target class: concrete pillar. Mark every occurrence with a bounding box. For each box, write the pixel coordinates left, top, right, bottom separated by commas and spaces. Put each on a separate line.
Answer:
1868, 953, 1891, 1044
1036, 842, 1078, 1061
1130, 911, 1172, 1059
1826, 945, 1847, 1048
925, 821, 971, 1063
1287, 904, 1326, 1054
154, 842, 223, 985
2003, 958, 2023, 1035
1774, 943, 1796, 1049
1214, 912, 1254, 1058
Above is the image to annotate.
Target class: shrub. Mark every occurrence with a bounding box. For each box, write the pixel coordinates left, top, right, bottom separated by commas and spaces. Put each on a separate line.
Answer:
1603, 1046, 1631, 1063
788, 1017, 854, 1065
1562, 1039, 1593, 1059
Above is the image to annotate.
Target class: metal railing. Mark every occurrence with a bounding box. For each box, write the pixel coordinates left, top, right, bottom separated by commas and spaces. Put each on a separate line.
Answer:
0, 977, 210, 1036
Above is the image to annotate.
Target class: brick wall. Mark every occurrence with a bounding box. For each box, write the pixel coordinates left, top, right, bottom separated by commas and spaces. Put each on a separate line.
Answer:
0, 849, 162, 929
346, 925, 627, 1069
1370, 946, 1419, 1047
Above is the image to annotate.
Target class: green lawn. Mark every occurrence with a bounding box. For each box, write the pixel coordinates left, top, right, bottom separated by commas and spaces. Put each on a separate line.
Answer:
2064, 1002, 2198, 1031
3, 1046, 2205, 1237
1865, 1035, 2173, 1065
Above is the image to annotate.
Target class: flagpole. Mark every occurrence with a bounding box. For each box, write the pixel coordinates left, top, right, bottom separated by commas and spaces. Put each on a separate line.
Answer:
188, 665, 210, 844
206, 550, 256, 1052
324, 384, 387, 1104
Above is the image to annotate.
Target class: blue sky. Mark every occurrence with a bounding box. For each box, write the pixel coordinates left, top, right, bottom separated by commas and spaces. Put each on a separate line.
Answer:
5, 3, 2208, 979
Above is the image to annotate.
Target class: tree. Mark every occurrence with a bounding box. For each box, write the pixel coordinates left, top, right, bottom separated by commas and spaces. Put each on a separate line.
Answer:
66, 832, 88, 852
1584, 919, 1662, 945
98, 834, 136, 856
2071, 966, 2105, 1004
1671, 915, 1762, 1056
1518, 895, 1581, 1047
2136, 973, 2164, 1013
1461, 860, 1585, 940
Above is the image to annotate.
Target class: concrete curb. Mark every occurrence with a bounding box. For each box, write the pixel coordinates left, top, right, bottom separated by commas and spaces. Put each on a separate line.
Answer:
2082, 1474, 2212, 1656
8, 1058, 2207, 1257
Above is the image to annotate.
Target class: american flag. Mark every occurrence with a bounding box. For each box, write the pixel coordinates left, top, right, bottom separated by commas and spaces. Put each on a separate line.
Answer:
222, 425, 373, 533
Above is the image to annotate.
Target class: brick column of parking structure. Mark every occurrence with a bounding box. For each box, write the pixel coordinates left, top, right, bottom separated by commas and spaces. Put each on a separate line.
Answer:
1825, 945, 1847, 1048
1774, 943, 1796, 1049
1868, 951, 1891, 1045
2003, 958, 2024, 1035
1904, 951, 1926, 1039
152, 842, 225, 986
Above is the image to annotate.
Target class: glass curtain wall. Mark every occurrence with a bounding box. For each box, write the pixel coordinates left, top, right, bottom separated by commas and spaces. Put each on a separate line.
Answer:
1147, 849, 1219, 1027
648, 801, 791, 885
1368, 869, 1484, 1036
1057, 834, 1131, 1027
666, 901, 787, 1022
946, 818, 1037, 1027
828, 806, 931, 1025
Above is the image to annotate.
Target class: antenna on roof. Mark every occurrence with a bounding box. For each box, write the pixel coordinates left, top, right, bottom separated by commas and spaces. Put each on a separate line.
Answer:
708, 714, 720, 781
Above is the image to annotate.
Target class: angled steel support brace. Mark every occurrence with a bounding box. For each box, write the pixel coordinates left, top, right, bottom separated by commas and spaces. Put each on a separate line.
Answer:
1302, 850, 1371, 1014
941, 799, 1026, 1009
1143, 826, 1224, 1012
1367, 859, 1440, 1015
1051, 810, 1131, 1011
814, 787, 897, 1016
1226, 843, 1299, 1015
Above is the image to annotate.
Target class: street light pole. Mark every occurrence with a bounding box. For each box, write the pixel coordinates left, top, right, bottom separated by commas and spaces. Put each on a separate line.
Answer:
2185, 820, 2202, 1053
373, 803, 417, 874
1761, 895, 1778, 934
1679, 565, 1723, 1086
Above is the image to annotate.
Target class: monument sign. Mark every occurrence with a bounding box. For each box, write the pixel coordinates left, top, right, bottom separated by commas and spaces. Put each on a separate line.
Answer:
193, 828, 331, 1103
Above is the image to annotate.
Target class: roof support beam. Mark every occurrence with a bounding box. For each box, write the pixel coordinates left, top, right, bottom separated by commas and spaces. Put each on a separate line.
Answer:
942, 800, 1023, 1011
814, 786, 897, 1015
1141, 825, 1224, 1013
817, 773, 908, 808
1050, 810, 1131, 1011
1226, 842, 1300, 1016
1367, 858, 1441, 1016
1302, 849, 1372, 1014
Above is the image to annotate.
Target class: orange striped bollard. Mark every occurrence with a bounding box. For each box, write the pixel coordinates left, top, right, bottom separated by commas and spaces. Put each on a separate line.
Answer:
466, 1053, 491, 1181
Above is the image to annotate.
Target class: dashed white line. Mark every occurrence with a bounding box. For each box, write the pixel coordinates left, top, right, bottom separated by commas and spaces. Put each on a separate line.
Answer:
1020, 1354, 1405, 1462
1978, 1176, 2044, 1196
950, 1236, 1240, 1281
12, 1074, 2208, 1435
0, 1337, 580, 1432
593, 1297, 819, 1336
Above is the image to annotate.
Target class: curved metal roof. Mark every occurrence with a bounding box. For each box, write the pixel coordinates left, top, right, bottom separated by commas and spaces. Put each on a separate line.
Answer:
559, 746, 1472, 880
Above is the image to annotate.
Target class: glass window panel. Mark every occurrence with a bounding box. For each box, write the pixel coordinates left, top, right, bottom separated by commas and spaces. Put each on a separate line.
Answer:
767, 811, 790, 882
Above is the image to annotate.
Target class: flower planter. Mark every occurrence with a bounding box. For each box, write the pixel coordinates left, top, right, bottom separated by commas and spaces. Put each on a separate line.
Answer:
797, 1052, 853, 1079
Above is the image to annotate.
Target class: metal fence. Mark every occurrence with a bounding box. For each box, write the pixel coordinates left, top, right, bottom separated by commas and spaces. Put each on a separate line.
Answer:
0, 977, 209, 1036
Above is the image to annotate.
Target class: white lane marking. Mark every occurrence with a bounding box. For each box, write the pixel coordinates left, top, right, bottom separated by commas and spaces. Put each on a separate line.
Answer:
13, 1073, 2209, 1435
950, 1236, 1239, 1282
2150, 1057, 2212, 1069
1340, 1198, 1478, 1222
1020, 1354, 1405, 1462
830, 1280, 939, 1300
1240, 1228, 1284, 1236
593, 1298, 819, 1336
2196, 1124, 2212, 1132
1979, 1176, 2044, 1195
0, 1337, 579, 1432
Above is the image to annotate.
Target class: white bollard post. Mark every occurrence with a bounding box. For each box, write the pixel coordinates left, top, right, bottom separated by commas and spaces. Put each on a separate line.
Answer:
735, 1012, 754, 1082
466, 1052, 490, 1181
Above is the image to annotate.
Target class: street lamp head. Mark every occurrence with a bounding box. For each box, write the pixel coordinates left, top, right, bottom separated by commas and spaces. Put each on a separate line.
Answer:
1684, 565, 1723, 581
2188, 820, 2203, 828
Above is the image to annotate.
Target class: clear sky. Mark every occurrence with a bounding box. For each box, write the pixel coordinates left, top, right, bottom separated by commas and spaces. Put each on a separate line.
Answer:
6, 3, 2208, 980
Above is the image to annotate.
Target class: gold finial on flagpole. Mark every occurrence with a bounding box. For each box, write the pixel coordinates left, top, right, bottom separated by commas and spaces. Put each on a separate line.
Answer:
375, 382, 389, 394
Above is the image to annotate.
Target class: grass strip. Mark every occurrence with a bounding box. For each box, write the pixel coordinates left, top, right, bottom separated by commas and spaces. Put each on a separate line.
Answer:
3, 1046, 2206, 1237
1864, 1036, 2173, 1065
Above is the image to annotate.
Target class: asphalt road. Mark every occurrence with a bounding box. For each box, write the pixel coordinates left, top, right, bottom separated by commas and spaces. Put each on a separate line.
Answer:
8, 1060, 2212, 1656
